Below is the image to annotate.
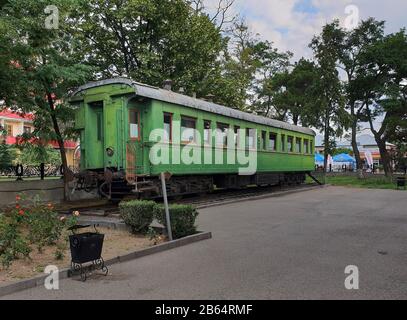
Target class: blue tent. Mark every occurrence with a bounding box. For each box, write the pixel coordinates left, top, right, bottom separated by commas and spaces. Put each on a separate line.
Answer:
333, 153, 356, 163
315, 153, 324, 162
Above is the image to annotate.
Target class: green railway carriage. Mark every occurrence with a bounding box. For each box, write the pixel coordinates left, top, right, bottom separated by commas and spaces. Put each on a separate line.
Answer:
71, 78, 315, 199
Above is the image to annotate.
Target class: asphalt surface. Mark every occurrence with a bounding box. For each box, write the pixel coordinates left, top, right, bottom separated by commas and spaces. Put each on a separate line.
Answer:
2, 186, 407, 300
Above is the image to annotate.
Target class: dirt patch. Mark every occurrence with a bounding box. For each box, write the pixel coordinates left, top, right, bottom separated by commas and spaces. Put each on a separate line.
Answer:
0, 227, 166, 285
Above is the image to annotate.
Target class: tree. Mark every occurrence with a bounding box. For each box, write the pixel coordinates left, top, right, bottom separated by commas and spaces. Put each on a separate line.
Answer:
1, 0, 93, 198
251, 40, 292, 118
0, 141, 14, 170
219, 19, 260, 110
332, 19, 386, 175
70, 0, 228, 103
357, 30, 407, 176
190, 0, 236, 31
265, 58, 319, 125
310, 23, 349, 173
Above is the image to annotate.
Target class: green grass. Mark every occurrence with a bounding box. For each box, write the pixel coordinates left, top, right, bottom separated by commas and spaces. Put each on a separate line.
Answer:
325, 175, 404, 190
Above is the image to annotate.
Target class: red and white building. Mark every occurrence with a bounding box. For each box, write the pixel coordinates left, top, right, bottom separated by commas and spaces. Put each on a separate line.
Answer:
0, 109, 79, 166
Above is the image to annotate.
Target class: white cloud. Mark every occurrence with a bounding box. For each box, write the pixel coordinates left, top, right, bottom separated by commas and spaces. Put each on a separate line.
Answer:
221, 0, 407, 61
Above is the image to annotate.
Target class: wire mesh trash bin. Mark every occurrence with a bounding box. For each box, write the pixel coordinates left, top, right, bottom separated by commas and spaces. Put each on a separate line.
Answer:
396, 177, 406, 190
69, 225, 108, 281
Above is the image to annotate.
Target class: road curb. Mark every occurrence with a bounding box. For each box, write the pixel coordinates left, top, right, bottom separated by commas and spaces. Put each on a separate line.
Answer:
0, 231, 212, 298
196, 185, 329, 209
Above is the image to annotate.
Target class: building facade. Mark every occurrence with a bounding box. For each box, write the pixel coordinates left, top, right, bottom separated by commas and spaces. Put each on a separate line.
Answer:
315, 134, 396, 167
0, 109, 79, 167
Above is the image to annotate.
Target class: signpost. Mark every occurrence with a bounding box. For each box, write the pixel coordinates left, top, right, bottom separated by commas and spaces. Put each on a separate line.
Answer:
160, 172, 173, 241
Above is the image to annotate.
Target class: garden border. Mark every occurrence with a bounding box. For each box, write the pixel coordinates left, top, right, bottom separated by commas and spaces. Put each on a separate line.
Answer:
0, 231, 212, 298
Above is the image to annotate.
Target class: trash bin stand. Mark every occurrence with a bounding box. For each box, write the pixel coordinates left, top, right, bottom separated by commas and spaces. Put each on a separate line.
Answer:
68, 225, 109, 282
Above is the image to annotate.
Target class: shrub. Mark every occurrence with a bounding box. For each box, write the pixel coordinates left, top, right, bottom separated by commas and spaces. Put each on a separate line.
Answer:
119, 200, 156, 234
26, 205, 64, 252
0, 215, 31, 269
155, 204, 199, 239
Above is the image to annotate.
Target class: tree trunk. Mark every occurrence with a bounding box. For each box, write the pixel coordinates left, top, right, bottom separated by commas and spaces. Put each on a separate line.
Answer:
376, 138, 393, 177
323, 108, 330, 175
47, 94, 70, 201
351, 119, 363, 178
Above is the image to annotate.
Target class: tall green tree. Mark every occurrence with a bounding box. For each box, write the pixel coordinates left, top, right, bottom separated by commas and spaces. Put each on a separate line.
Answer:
357, 30, 407, 176
265, 58, 319, 125
251, 40, 292, 118
0, 141, 14, 170
331, 19, 386, 174
310, 22, 349, 172
219, 19, 260, 110
70, 0, 227, 102
1, 0, 93, 198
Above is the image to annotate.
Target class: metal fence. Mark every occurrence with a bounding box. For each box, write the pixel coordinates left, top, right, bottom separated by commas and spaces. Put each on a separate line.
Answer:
0, 164, 80, 181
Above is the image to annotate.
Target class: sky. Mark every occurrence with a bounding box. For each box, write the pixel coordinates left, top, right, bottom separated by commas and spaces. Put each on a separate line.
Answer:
205, 0, 406, 138
206, 0, 407, 61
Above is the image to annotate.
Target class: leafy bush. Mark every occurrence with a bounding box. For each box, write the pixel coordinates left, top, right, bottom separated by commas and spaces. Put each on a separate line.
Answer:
26, 205, 64, 252
0, 194, 79, 268
155, 204, 199, 239
0, 215, 31, 268
119, 200, 156, 234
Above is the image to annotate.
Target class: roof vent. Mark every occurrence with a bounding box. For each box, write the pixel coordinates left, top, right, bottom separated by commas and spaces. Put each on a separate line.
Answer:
178, 87, 185, 94
162, 79, 173, 91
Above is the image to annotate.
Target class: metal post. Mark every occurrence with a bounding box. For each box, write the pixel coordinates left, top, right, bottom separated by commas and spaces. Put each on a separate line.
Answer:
160, 172, 173, 241
40, 163, 45, 180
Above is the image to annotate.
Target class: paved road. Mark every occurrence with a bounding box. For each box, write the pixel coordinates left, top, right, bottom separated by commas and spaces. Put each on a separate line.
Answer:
3, 186, 407, 300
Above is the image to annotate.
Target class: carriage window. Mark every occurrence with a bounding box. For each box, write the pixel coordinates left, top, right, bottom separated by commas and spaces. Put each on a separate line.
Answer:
181, 116, 196, 143
281, 134, 286, 152
269, 133, 277, 151
261, 131, 267, 150
287, 136, 294, 152
234, 126, 240, 147
296, 138, 301, 153
129, 110, 139, 139
163, 113, 172, 142
310, 141, 313, 153
217, 123, 229, 147
97, 112, 103, 141
246, 128, 255, 149
204, 120, 211, 144
303, 139, 309, 154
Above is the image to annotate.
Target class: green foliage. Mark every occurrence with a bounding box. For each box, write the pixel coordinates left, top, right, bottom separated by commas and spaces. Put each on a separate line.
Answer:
0, 141, 15, 170
0, 194, 78, 268
26, 205, 64, 253
308, 20, 349, 164
155, 204, 199, 239
0, 0, 94, 185
0, 215, 31, 268
326, 175, 400, 190
119, 200, 156, 234
264, 58, 319, 124
332, 148, 353, 156
70, 0, 226, 103
17, 145, 61, 166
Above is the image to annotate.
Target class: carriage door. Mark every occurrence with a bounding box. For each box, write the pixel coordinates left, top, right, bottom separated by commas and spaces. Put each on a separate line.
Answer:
88, 101, 105, 169
126, 108, 143, 183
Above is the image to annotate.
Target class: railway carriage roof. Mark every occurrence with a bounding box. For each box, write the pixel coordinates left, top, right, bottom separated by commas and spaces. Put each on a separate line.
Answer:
72, 78, 315, 136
